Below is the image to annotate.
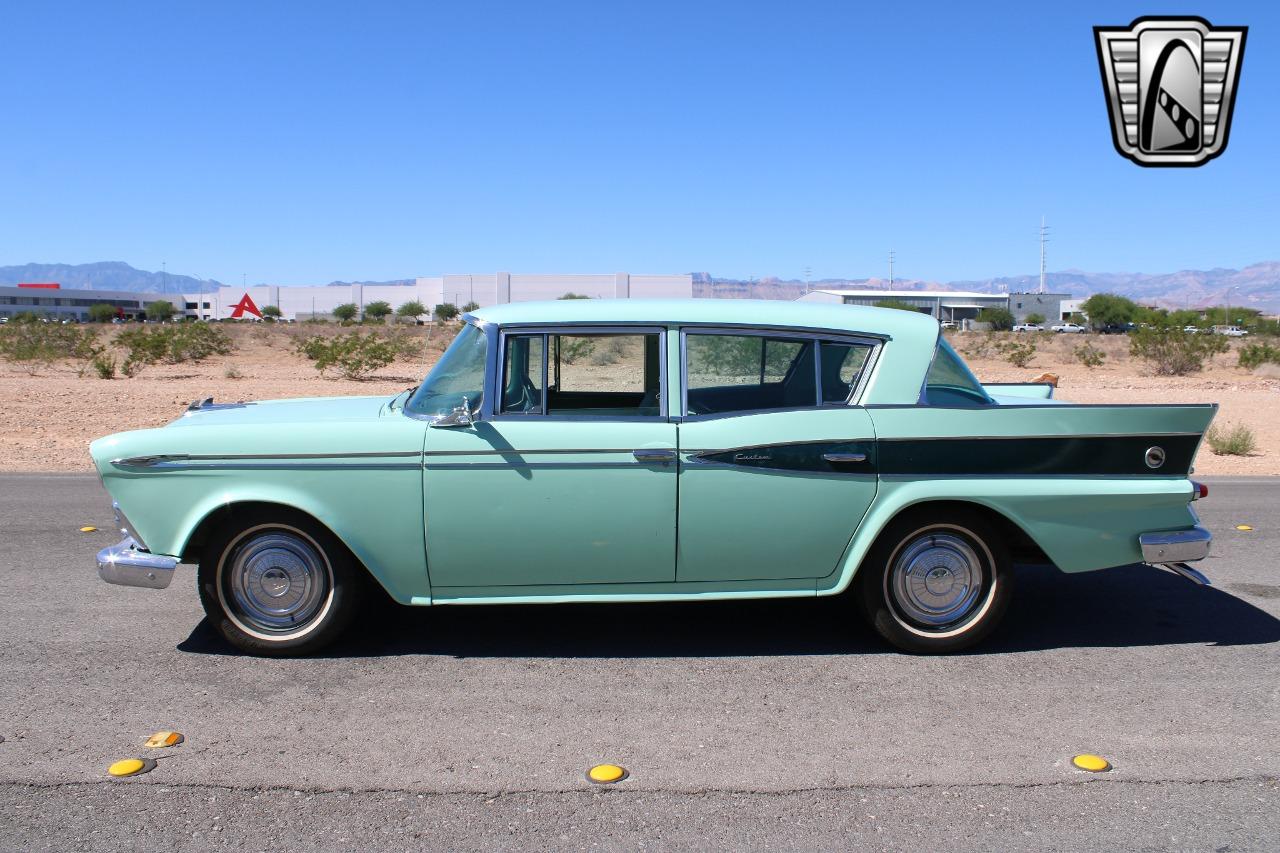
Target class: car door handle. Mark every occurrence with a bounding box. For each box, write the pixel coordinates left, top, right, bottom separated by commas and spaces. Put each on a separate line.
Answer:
633, 448, 677, 463
822, 452, 868, 464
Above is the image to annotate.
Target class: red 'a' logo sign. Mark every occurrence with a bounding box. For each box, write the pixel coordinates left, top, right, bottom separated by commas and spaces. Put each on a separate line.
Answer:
230, 292, 262, 319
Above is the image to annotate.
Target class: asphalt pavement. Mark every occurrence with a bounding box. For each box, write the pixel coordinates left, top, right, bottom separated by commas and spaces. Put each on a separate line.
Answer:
0, 474, 1276, 851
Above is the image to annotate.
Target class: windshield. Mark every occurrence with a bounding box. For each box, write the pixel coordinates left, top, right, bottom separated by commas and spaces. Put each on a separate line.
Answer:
406, 323, 488, 418
923, 338, 991, 406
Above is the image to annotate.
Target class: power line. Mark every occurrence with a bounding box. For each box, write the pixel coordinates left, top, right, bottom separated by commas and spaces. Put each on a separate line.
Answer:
888, 251, 895, 288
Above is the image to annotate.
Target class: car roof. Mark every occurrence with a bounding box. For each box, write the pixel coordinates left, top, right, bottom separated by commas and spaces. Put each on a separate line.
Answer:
468, 297, 939, 341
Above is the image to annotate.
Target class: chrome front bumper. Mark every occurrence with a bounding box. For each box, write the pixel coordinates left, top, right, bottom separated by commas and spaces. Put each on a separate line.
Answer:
96, 536, 177, 589
1139, 527, 1212, 564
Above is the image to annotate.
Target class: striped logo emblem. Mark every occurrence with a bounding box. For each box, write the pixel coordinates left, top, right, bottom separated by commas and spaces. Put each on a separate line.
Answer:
1095, 17, 1247, 167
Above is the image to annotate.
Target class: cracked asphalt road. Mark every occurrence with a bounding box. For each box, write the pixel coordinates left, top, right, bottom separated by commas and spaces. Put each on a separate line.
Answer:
1, 474, 1277, 850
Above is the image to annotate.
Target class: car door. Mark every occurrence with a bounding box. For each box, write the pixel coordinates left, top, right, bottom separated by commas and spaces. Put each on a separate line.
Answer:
423, 326, 677, 589
676, 329, 880, 582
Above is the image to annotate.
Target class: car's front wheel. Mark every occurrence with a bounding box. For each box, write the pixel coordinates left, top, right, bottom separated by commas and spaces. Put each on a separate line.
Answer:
198, 510, 363, 656
857, 509, 1012, 653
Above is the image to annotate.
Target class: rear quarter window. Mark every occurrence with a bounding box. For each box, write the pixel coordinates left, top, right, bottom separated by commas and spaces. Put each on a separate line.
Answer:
923, 339, 991, 406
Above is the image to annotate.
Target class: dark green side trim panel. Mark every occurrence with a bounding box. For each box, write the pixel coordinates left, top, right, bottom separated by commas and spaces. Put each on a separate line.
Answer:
685, 435, 1199, 477
878, 435, 1200, 477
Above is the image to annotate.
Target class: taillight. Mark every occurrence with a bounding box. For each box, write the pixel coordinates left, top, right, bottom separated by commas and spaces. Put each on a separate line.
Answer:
1191, 481, 1208, 500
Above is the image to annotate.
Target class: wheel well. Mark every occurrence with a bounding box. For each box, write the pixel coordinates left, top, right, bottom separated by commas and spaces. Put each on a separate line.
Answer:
182, 501, 400, 608
182, 502, 335, 564
878, 500, 1050, 565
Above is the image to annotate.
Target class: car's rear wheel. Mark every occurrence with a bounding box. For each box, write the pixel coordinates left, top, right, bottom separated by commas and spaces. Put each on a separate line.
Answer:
198, 510, 362, 656
857, 509, 1012, 653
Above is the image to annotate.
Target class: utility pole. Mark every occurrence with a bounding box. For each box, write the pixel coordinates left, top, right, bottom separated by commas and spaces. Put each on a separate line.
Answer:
1226, 285, 1236, 327
803, 266, 812, 294
888, 251, 895, 288
1039, 216, 1050, 294
161, 261, 167, 297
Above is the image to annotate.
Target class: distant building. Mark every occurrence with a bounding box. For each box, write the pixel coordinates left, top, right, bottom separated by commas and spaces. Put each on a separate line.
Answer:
1, 272, 693, 322
0, 284, 165, 321
797, 289, 1073, 323
178, 272, 693, 321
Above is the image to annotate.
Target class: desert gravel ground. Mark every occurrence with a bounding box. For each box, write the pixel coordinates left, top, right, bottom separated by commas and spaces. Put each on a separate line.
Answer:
1, 324, 1276, 474
0, 475, 1276, 850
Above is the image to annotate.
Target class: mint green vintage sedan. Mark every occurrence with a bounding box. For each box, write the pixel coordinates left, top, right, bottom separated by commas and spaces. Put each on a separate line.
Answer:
91, 300, 1215, 656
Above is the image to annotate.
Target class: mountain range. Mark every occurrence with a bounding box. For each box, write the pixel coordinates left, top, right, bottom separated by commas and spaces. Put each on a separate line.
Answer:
0, 262, 413, 295
3, 261, 1279, 313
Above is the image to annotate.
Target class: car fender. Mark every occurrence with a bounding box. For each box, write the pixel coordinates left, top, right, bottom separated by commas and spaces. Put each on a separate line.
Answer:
818, 476, 1199, 595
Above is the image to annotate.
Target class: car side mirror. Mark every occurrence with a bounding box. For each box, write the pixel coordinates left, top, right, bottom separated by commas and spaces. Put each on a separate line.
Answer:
430, 395, 477, 428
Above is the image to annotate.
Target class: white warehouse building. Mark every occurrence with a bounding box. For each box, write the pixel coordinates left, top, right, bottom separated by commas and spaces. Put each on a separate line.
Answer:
179, 272, 693, 321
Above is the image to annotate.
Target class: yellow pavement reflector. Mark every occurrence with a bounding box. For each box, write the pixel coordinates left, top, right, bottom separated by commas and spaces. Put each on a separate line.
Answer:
586, 764, 628, 784
144, 731, 183, 749
1236, 524, 1253, 531
1071, 754, 1111, 773
108, 758, 156, 778
80, 526, 98, 533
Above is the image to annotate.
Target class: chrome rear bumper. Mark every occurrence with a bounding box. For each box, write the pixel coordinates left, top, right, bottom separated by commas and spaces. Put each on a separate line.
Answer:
1139, 527, 1212, 564
96, 536, 177, 589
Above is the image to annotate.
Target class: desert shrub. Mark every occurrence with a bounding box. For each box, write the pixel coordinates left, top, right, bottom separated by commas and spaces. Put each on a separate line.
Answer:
224, 364, 244, 379
92, 353, 117, 379
959, 333, 995, 359
1129, 325, 1228, 375
1024, 312, 1046, 325
586, 336, 630, 366
976, 307, 1014, 331
332, 303, 359, 323
1205, 423, 1257, 456
0, 320, 102, 374
462, 301, 480, 313
296, 330, 420, 380
1238, 342, 1280, 370
434, 303, 460, 322
995, 338, 1036, 368
261, 305, 282, 322
558, 293, 590, 300
557, 336, 597, 365
117, 323, 232, 376
1073, 341, 1106, 368
397, 300, 426, 319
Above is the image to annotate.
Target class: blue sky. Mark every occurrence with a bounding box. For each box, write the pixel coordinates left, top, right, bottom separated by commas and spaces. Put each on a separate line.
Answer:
2, 1, 1275, 284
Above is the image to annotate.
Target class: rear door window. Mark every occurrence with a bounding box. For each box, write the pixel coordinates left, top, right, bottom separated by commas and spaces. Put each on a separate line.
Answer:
684, 332, 873, 416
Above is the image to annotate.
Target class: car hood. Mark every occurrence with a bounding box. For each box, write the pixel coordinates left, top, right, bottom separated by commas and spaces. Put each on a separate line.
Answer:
165, 395, 395, 428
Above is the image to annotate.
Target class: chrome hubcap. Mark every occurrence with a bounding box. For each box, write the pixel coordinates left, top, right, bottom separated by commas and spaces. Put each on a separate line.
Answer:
890, 532, 984, 628
226, 531, 330, 633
